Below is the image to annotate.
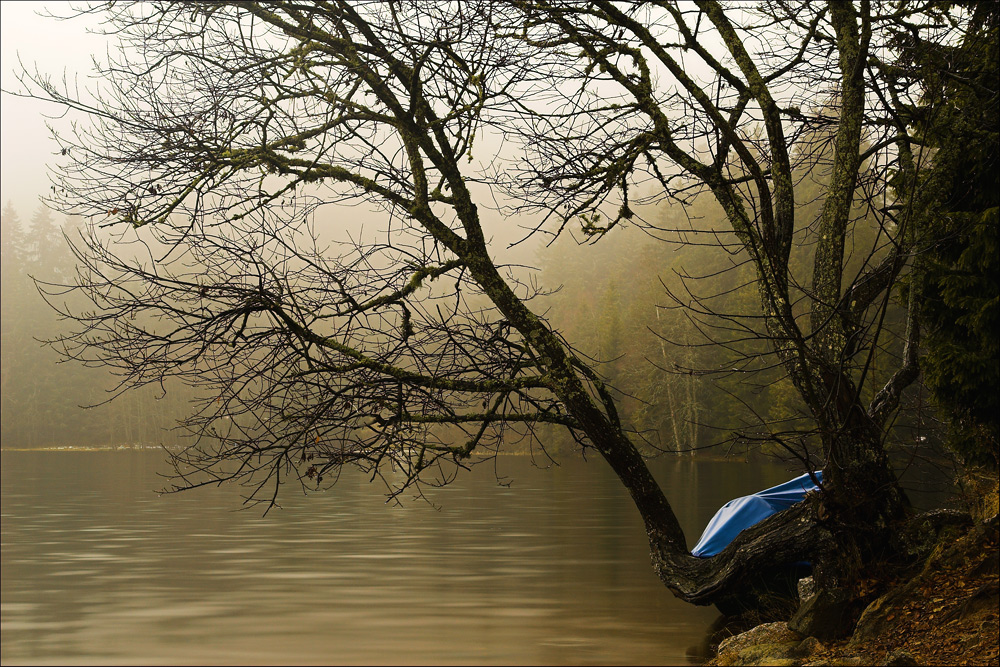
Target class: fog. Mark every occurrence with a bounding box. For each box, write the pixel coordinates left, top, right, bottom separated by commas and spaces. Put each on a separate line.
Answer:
0, 2, 106, 215
1, 2, 559, 265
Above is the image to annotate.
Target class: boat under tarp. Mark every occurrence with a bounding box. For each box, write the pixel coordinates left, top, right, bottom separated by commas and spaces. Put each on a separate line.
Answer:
691, 471, 823, 557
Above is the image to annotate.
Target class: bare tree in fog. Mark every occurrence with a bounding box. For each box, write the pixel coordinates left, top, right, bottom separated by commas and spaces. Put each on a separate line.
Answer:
23, 1, 579, 494
12, 1, 994, 624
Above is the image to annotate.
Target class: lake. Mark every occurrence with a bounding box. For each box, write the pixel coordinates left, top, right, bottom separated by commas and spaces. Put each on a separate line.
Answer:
0, 450, 937, 665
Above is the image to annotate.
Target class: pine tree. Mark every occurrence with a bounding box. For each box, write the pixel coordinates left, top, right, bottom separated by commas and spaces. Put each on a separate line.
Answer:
901, 4, 999, 475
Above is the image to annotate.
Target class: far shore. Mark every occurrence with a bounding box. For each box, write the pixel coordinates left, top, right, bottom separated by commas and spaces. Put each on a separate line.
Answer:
0, 446, 734, 461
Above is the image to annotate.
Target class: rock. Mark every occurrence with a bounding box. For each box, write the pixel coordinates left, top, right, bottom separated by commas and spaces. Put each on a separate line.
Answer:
788, 588, 856, 640
694, 613, 761, 664
849, 589, 899, 646
850, 575, 924, 648
736, 641, 801, 665
798, 576, 816, 602
795, 635, 825, 657
882, 649, 919, 666
717, 621, 802, 657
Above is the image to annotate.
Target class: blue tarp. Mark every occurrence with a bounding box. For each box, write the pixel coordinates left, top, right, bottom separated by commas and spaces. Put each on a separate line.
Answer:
691, 471, 823, 557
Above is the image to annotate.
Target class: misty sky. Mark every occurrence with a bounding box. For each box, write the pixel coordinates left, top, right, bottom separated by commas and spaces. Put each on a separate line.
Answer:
0, 2, 534, 250
0, 2, 665, 261
1, 1, 105, 218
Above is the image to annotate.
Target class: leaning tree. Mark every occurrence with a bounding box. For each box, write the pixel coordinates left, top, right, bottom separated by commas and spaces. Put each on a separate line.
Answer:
497, 0, 985, 612
12, 0, 983, 626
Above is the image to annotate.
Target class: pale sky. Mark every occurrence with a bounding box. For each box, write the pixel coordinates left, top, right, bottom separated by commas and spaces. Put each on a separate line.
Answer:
0, 1, 548, 255
0, 1, 664, 255
0, 3, 523, 240
1, 1, 105, 220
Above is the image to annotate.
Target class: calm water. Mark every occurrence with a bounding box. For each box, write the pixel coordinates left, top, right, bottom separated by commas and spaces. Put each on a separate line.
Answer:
0, 451, 848, 665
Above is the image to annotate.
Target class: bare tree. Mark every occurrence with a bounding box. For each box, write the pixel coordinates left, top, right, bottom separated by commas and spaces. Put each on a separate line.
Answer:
12, 0, 977, 628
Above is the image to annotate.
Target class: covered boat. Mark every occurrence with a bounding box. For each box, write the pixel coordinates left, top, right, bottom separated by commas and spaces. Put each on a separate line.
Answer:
691, 471, 823, 557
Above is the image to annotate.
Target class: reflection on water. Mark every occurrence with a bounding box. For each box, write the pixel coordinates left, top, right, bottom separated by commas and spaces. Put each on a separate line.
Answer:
2, 451, 807, 665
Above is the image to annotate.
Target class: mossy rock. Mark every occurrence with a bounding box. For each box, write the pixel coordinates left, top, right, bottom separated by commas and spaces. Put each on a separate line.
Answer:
717, 621, 802, 657
736, 641, 801, 665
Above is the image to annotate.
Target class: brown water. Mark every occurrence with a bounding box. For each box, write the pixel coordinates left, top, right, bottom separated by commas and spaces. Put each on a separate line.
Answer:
0, 451, 820, 665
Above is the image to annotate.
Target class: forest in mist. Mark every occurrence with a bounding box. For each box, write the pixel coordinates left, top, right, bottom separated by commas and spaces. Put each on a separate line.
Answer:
1, 202, 195, 448
1, 143, 932, 460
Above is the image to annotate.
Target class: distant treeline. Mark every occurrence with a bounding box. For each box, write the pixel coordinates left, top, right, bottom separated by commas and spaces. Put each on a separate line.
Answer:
1, 202, 195, 449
